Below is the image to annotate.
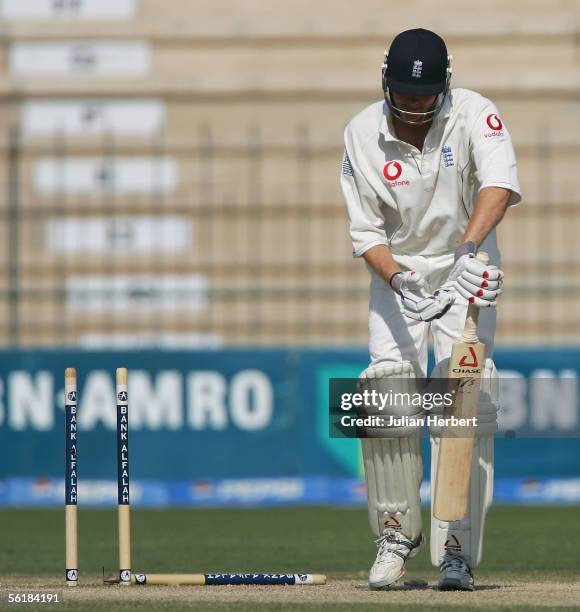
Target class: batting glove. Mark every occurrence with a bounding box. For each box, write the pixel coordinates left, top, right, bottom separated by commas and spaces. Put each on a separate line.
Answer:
444, 242, 504, 308
390, 270, 425, 293
446, 241, 478, 285
455, 257, 504, 307
399, 287, 455, 322
390, 271, 455, 321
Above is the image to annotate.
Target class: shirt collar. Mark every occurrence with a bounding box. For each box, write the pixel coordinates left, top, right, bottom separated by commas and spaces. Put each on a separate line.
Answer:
379, 102, 398, 142
438, 90, 453, 120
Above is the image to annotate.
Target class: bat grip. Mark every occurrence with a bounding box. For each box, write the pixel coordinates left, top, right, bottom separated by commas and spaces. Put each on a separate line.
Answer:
461, 251, 488, 343
462, 303, 480, 343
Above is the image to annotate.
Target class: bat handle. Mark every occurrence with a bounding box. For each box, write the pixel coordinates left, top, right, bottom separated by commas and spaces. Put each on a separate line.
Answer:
461, 251, 489, 343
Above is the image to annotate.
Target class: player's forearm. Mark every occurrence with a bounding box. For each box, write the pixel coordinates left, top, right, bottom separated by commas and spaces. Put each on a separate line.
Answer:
461, 187, 511, 247
361, 245, 401, 286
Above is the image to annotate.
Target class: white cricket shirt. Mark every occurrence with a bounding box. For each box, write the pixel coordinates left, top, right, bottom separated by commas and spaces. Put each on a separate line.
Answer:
341, 88, 521, 257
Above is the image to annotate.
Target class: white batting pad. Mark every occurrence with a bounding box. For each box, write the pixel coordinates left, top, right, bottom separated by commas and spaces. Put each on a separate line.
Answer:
360, 361, 423, 540
362, 435, 424, 540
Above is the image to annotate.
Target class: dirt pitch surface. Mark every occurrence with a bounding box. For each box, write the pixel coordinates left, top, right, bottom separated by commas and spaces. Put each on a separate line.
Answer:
3, 576, 580, 611
3, 507, 580, 610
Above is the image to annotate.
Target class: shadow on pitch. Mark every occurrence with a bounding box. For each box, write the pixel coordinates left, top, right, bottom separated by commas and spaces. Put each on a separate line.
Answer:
354, 582, 504, 591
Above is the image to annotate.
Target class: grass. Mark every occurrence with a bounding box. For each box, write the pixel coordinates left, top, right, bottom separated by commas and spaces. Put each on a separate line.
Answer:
1, 506, 579, 610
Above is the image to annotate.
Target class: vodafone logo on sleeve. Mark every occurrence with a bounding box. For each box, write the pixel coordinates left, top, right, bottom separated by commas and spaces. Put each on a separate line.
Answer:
383, 161, 410, 187
486, 114, 503, 130
484, 114, 504, 137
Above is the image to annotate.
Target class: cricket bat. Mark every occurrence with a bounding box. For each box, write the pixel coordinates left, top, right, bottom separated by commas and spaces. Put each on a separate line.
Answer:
433, 252, 488, 521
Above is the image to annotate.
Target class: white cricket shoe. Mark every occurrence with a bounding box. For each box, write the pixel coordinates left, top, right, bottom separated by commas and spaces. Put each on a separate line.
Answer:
438, 552, 474, 591
368, 530, 423, 589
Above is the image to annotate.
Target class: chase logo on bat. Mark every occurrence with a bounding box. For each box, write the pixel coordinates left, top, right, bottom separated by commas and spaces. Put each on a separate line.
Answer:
452, 366, 482, 375
453, 347, 482, 374
459, 347, 478, 367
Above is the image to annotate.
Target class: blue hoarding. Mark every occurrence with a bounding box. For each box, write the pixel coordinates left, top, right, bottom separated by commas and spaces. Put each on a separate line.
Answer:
0, 348, 579, 506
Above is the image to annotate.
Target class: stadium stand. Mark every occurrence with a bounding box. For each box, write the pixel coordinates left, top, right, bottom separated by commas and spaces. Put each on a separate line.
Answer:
0, 0, 578, 345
